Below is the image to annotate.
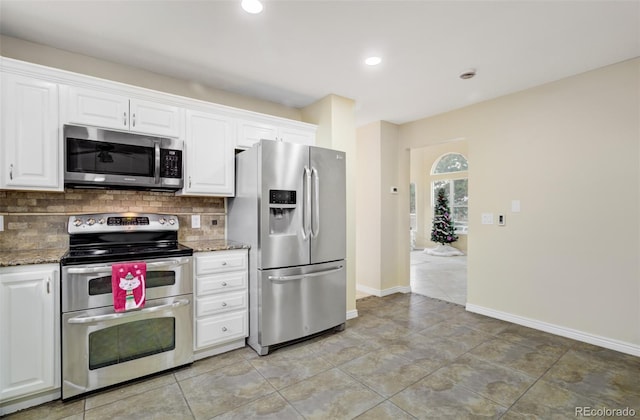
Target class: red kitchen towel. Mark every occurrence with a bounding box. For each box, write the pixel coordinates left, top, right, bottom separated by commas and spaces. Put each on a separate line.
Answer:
111, 262, 146, 312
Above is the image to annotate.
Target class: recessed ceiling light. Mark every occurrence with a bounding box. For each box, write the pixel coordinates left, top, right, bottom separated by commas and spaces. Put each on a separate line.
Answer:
459, 68, 477, 79
241, 0, 263, 14
365, 56, 382, 66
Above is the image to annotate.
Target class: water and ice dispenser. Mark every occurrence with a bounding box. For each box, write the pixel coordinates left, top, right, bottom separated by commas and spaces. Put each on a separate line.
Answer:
269, 189, 297, 235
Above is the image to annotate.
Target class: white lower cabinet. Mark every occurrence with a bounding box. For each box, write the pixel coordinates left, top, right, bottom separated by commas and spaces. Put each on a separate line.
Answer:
0, 264, 60, 415
193, 250, 248, 359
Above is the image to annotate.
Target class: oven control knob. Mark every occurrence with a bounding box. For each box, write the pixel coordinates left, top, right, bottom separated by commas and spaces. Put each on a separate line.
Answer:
168, 218, 176, 225
86, 218, 96, 226
159, 218, 166, 225
98, 218, 106, 225
73, 218, 83, 227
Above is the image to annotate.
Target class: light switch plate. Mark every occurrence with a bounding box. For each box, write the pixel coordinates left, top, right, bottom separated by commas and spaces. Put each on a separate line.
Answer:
191, 214, 201, 229
481, 213, 494, 225
511, 200, 521, 213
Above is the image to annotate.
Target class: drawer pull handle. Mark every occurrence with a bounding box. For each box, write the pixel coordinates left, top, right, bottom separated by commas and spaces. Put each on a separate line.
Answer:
222, 327, 228, 332
221, 282, 227, 286
221, 302, 227, 307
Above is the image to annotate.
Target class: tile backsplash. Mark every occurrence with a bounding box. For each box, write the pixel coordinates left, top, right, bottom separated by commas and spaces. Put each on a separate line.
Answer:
0, 189, 226, 252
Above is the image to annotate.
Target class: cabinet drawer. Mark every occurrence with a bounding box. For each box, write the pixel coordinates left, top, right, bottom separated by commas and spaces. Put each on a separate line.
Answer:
195, 311, 247, 349
196, 291, 246, 317
196, 271, 247, 295
196, 251, 247, 275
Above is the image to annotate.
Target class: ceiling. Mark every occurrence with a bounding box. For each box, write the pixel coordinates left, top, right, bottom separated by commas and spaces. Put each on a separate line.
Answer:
1, 1, 639, 127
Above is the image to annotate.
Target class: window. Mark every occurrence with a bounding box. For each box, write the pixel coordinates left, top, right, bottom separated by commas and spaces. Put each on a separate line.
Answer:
432, 153, 468, 174
431, 153, 468, 234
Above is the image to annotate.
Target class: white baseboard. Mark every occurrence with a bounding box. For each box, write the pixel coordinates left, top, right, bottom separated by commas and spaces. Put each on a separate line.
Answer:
466, 303, 640, 357
346, 309, 358, 320
356, 284, 411, 297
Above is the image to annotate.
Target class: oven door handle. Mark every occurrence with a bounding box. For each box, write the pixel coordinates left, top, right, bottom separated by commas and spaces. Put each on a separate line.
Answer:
67, 298, 190, 324
66, 260, 187, 274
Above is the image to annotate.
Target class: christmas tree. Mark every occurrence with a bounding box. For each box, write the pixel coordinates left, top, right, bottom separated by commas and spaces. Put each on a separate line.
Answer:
430, 187, 458, 245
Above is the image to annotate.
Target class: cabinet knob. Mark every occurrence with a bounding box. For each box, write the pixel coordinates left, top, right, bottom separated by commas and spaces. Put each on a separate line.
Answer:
221, 302, 227, 307
222, 326, 228, 332
221, 282, 227, 287
221, 262, 227, 266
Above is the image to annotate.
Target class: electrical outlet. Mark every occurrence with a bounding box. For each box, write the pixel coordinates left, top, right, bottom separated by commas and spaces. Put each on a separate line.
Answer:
191, 214, 201, 229
498, 214, 505, 226
211, 219, 218, 226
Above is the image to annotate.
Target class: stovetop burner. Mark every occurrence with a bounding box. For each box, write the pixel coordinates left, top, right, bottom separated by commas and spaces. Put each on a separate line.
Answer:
61, 213, 193, 265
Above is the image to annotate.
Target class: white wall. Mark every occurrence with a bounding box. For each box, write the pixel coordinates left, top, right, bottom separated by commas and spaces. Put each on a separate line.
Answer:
398, 58, 640, 355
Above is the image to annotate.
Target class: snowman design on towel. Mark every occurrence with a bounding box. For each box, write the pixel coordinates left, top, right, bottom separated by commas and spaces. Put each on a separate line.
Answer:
117, 267, 146, 311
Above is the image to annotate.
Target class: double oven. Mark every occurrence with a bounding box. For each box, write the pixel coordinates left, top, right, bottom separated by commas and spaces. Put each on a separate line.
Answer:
60, 213, 193, 400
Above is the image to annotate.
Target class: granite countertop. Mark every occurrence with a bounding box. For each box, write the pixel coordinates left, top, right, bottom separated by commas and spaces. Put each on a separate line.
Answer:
0, 248, 67, 268
182, 239, 250, 253
0, 240, 249, 268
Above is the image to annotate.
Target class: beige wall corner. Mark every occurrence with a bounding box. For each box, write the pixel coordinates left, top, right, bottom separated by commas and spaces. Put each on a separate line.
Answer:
302, 95, 357, 314
0, 35, 301, 120
355, 121, 410, 296
399, 58, 640, 353
355, 122, 382, 294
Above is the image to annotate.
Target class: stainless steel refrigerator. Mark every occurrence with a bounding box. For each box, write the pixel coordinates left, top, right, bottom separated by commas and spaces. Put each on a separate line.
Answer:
228, 140, 346, 355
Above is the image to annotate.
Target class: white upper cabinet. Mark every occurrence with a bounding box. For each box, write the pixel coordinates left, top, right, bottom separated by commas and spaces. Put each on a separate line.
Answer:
181, 109, 235, 196
278, 124, 316, 146
236, 118, 316, 149
63, 86, 182, 138
1, 73, 61, 191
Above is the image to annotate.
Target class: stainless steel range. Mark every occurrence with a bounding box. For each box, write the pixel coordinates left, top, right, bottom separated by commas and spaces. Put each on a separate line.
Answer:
60, 213, 193, 400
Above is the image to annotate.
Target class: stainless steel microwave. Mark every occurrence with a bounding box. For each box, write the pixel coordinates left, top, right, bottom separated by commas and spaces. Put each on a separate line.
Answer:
64, 125, 183, 191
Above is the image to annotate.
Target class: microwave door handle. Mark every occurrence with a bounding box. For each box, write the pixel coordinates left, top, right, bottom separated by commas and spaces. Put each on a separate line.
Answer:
65, 259, 187, 274
154, 141, 161, 184
67, 298, 190, 324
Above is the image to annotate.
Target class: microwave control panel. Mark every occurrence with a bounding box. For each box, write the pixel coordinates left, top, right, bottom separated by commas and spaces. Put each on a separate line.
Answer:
160, 149, 182, 178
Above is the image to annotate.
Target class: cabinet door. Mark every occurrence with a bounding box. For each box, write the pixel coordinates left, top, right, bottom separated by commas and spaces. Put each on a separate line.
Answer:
1, 74, 60, 191
279, 125, 316, 146
129, 99, 182, 138
65, 86, 130, 131
183, 110, 234, 196
0, 267, 58, 402
236, 119, 278, 149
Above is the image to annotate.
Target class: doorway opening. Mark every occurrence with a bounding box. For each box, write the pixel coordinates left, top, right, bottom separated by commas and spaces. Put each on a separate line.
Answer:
409, 144, 468, 305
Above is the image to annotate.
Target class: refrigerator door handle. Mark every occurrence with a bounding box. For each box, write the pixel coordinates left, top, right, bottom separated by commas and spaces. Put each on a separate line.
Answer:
302, 166, 312, 239
268, 265, 344, 282
311, 167, 320, 238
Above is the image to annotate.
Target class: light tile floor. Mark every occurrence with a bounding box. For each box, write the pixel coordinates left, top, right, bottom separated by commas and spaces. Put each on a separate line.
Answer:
6, 293, 640, 419
410, 249, 467, 305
